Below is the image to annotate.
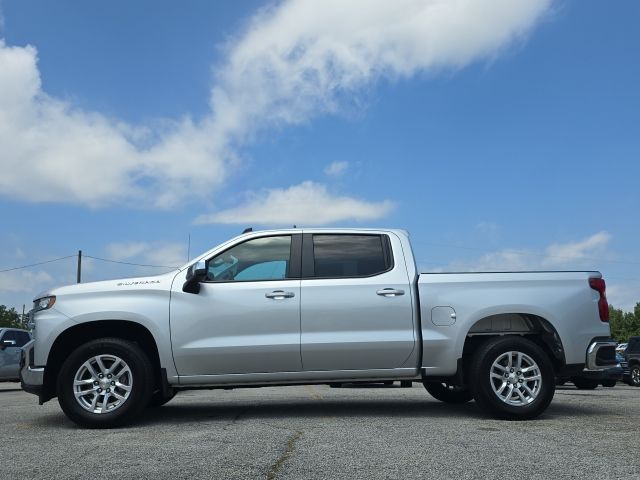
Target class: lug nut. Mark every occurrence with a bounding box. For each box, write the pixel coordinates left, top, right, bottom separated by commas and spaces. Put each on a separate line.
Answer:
107, 374, 112, 379
110, 381, 115, 386
106, 388, 111, 393
93, 381, 99, 386
97, 388, 102, 393
99, 374, 104, 378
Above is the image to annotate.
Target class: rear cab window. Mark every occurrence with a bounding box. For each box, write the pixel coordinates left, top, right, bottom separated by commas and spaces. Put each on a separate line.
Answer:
310, 234, 393, 278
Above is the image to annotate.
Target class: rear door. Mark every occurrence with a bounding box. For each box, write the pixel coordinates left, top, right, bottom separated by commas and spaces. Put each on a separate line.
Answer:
300, 232, 415, 371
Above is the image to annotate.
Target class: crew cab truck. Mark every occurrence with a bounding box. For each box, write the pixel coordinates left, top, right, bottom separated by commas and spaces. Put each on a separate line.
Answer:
20, 228, 618, 428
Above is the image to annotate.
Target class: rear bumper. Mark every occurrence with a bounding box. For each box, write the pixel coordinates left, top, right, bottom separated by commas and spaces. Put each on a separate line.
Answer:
19, 340, 45, 403
579, 365, 623, 381
585, 338, 618, 371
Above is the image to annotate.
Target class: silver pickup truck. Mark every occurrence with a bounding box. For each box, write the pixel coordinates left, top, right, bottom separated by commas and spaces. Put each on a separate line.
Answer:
20, 228, 618, 428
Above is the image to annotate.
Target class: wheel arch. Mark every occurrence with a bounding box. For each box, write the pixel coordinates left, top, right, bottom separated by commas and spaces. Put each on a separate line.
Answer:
461, 312, 566, 375
42, 320, 162, 403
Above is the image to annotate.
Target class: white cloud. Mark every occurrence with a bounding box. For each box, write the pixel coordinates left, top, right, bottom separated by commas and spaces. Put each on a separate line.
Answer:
606, 283, 640, 313
0, 270, 53, 294
105, 241, 186, 268
544, 231, 611, 265
195, 181, 394, 226
105, 242, 149, 261
0, 40, 230, 208
0, 0, 552, 208
324, 161, 348, 177
427, 232, 613, 272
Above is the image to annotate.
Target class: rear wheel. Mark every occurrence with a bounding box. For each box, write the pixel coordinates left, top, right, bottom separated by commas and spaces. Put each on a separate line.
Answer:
571, 377, 599, 390
57, 338, 154, 428
468, 336, 555, 420
423, 382, 473, 403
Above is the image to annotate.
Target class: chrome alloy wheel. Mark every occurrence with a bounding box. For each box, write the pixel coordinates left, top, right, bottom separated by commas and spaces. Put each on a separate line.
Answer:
489, 351, 542, 406
73, 354, 133, 414
632, 366, 640, 386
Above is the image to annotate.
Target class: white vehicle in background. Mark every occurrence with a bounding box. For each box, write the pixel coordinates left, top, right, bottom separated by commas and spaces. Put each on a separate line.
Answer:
21, 228, 620, 428
616, 343, 628, 353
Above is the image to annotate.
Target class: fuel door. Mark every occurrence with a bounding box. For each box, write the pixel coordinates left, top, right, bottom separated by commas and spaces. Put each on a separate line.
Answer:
431, 306, 456, 326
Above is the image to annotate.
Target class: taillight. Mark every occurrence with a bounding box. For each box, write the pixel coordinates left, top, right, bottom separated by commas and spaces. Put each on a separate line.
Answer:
589, 277, 609, 322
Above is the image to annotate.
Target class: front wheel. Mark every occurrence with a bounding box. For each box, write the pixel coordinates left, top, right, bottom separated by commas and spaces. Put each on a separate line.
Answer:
423, 382, 473, 403
57, 338, 154, 428
468, 337, 555, 420
630, 365, 640, 387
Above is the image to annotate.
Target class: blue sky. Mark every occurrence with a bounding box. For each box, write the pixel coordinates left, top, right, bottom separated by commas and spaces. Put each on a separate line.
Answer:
0, 0, 639, 312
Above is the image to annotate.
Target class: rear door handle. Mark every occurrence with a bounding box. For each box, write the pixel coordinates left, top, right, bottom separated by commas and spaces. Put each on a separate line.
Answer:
376, 288, 405, 297
265, 290, 295, 299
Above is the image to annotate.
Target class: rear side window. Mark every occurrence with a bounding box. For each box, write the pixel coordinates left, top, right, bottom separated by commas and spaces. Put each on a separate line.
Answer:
629, 338, 640, 353
312, 234, 391, 278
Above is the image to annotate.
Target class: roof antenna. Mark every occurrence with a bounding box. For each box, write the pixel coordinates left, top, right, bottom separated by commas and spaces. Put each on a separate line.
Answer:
242, 227, 253, 234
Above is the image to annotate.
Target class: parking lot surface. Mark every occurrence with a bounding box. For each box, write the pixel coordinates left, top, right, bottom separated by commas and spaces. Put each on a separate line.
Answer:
1, 381, 638, 479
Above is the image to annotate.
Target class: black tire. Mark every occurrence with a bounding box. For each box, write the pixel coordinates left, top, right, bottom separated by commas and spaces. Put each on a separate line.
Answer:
148, 389, 177, 408
57, 337, 154, 428
423, 382, 473, 403
601, 379, 617, 388
571, 377, 599, 390
630, 364, 640, 387
469, 337, 555, 420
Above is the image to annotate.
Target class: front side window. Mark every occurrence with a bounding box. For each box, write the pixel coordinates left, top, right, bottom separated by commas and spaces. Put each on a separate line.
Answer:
312, 234, 390, 278
207, 236, 292, 282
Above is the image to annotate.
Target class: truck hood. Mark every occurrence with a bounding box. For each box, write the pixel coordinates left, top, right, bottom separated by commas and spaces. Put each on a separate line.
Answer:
34, 271, 178, 301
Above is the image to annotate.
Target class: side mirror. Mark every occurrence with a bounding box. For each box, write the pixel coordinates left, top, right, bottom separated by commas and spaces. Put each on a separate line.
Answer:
0, 339, 16, 349
182, 260, 207, 294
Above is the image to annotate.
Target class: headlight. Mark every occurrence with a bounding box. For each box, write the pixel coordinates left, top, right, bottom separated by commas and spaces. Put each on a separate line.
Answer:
33, 296, 56, 312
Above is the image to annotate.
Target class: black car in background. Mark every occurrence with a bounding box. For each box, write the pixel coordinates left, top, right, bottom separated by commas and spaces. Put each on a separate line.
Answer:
621, 336, 640, 387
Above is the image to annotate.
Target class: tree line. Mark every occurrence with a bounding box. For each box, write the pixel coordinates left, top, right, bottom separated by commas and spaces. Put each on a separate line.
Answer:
609, 303, 640, 343
0, 305, 29, 329
2, 302, 640, 342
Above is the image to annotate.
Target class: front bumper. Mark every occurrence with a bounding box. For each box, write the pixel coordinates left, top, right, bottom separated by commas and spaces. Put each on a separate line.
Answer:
19, 340, 45, 403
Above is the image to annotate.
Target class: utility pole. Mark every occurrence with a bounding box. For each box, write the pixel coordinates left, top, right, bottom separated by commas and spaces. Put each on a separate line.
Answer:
22, 304, 26, 327
77, 250, 82, 284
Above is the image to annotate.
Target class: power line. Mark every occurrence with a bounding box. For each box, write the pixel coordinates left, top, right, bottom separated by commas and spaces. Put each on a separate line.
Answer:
83, 255, 178, 269
0, 255, 76, 274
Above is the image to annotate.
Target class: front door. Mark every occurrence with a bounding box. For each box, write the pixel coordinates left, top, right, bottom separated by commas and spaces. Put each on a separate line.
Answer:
170, 234, 302, 376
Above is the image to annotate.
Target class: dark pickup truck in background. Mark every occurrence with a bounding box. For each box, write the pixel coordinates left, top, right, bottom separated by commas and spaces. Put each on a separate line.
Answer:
621, 336, 640, 387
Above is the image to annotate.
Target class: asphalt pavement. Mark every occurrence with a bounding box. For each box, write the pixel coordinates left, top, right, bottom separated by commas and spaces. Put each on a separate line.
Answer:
1, 381, 638, 479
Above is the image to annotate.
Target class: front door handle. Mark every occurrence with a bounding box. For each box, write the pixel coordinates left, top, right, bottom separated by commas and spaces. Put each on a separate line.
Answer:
265, 290, 295, 299
376, 288, 405, 297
